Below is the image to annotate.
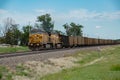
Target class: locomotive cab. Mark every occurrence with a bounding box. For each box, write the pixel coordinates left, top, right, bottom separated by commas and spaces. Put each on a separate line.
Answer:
28, 29, 50, 50
50, 33, 62, 48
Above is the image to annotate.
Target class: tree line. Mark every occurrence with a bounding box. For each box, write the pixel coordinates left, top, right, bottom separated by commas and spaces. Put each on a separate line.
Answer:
0, 14, 83, 46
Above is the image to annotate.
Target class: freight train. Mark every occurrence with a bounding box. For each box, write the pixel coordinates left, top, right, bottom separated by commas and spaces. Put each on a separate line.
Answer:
28, 29, 119, 51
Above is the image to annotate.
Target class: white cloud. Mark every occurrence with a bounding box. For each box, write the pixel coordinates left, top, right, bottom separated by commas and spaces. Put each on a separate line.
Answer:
35, 9, 54, 14
95, 26, 102, 29
1, 8, 120, 29
53, 9, 120, 21
0, 12, 36, 28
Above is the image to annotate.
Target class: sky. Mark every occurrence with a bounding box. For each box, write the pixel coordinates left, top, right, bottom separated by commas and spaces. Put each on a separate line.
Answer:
0, 0, 120, 39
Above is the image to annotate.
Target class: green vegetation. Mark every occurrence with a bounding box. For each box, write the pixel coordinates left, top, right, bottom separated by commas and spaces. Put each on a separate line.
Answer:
110, 64, 120, 71
0, 65, 31, 80
0, 17, 32, 46
63, 22, 83, 36
0, 46, 29, 53
15, 64, 31, 76
0, 66, 12, 80
40, 46, 120, 80
37, 14, 54, 34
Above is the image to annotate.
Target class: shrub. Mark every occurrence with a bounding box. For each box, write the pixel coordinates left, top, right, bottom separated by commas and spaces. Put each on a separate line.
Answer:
110, 64, 120, 71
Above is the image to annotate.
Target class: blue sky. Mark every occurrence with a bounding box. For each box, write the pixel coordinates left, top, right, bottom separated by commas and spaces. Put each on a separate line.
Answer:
0, 0, 120, 39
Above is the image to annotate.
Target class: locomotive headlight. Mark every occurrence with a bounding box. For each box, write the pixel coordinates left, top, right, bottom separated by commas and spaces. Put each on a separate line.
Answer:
34, 35, 37, 37
37, 44, 39, 46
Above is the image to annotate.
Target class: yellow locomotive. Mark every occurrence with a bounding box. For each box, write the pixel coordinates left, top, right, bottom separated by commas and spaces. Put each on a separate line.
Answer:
28, 29, 62, 50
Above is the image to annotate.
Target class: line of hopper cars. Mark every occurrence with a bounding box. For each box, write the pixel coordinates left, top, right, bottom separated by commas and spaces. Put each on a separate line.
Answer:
28, 29, 119, 51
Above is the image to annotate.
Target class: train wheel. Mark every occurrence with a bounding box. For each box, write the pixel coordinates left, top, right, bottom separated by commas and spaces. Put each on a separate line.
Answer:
44, 44, 52, 49
50, 43, 53, 49
29, 47, 36, 51
56, 43, 62, 49
43, 44, 46, 48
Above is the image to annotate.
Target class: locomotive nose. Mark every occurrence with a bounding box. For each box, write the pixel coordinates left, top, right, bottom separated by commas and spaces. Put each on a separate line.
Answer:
29, 34, 42, 44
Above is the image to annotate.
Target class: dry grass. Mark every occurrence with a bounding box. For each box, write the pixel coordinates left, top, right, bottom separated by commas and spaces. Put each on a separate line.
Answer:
23, 57, 79, 77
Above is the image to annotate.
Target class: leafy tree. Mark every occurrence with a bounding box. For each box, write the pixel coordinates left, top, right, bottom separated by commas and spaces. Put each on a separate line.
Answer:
5, 28, 13, 44
0, 37, 5, 44
63, 23, 71, 36
4, 24, 21, 45
63, 22, 83, 36
20, 25, 32, 46
11, 24, 21, 45
70, 22, 83, 36
2, 17, 21, 45
37, 14, 54, 34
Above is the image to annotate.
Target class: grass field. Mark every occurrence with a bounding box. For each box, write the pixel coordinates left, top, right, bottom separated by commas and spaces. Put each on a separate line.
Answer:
40, 46, 120, 80
0, 46, 30, 54
0, 45, 120, 80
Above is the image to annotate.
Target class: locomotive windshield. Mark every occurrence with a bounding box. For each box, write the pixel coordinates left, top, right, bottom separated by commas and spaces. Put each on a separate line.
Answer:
30, 29, 45, 34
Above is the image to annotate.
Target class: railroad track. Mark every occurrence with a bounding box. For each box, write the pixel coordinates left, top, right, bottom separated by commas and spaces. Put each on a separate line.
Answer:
0, 47, 76, 59
0, 45, 116, 59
